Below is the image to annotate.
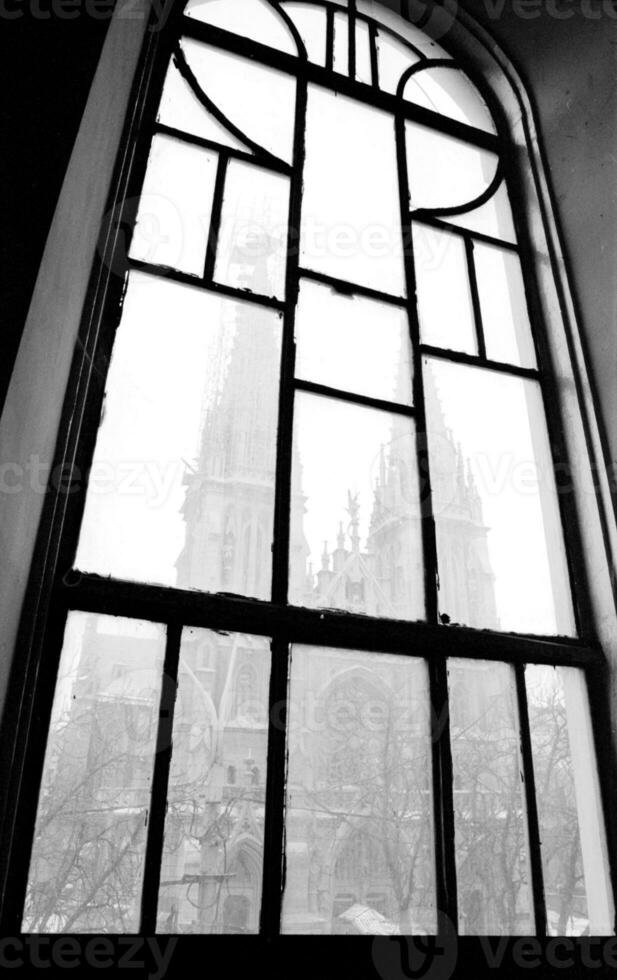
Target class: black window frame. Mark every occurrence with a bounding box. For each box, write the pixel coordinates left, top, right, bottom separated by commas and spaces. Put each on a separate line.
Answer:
1, 0, 615, 948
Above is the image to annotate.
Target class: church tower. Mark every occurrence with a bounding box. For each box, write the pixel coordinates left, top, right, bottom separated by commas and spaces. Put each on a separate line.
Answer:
175, 214, 308, 600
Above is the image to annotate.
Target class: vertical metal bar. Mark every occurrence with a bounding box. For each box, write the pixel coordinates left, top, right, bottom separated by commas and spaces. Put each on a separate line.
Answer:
203, 153, 228, 283
515, 663, 547, 937
395, 115, 439, 625
262, 45, 308, 936
397, 97, 456, 936
369, 20, 379, 89
465, 237, 487, 360
348, 0, 357, 80
260, 637, 291, 937
140, 622, 183, 933
584, 664, 617, 935
429, 658, 458, 931
271, 76, 307, 607
326, 6, 334, 72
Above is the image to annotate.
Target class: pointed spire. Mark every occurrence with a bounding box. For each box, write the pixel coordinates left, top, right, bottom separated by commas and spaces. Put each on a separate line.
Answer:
347, 491, 361, 554
321, 540, 330, 572
337, 521, 345, 551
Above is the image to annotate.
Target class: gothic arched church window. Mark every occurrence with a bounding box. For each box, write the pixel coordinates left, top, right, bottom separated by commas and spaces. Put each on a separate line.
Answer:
9, 0, 615, 943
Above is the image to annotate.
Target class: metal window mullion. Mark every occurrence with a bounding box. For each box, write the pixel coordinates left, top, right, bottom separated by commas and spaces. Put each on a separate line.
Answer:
262, 75, 308, 935
139, 622, 183, 933
429, 657, 458, 931
514, 663, 548, 936
326, 7, 334, 71
397, 98, 459, 934
260, 636, 291, 936
203, 152, 228, 283
395, 114, 439, 625
348, 0, 357, 80
464, 237, 487, 360
369, 20, 379, 88
271, 75, 307, 606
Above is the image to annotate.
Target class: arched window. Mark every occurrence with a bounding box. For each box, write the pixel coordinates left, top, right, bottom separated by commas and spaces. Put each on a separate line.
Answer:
4, 0, 615, 944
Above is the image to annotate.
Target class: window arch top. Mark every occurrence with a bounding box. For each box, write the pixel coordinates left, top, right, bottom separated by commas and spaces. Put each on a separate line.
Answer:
71, 0, 576, 640
183, 0, 497, 134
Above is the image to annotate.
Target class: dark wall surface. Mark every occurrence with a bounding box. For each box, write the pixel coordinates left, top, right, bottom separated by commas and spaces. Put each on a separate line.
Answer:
1, 0, 616, 480
1, 7, 111, 406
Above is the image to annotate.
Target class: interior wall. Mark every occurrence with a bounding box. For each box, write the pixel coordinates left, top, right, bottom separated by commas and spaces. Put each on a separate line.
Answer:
1, 10, 112, 410
0, 3, 151, 706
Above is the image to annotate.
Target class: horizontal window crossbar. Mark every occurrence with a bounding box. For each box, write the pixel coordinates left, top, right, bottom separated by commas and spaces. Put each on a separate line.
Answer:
294, 378, 415, 415
411, 213, 520, 252
128, 258, 286, 310
421, 344, 540, 379
180, 18, 503, 154
297, 266, 407, 306
59, 574, 599, 668
154, 122, 293, 175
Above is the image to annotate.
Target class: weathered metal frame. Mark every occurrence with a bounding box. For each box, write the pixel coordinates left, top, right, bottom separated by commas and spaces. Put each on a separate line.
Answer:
0, 0, 614, 943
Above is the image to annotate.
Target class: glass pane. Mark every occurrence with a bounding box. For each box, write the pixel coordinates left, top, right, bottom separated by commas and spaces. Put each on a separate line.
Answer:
448, 659, 534, 935
412, 223, 477, 355
76, 272, 282, 600
442, 182, 516, 244
474, 243, 537, 368
157, 628, 270, 934
281, 1, 327, 65
403, 66, 496, 134
301, 85, 405, 297
157, 60, 251, 153
22, 613, 165, 933
406, 122, 499, 213
185, 0, 298, 55
294, 279, 413, 404
182, 38, 296, 164
333, 11, 349, 75
282, 646, 435, 934
128, 134, 218, 276
355, 19, 372, 84
289, 392, 424, 620
376, 30, 420, 95
527, 666, 615, 936
214, 159, 290, 299
424, 358, 575, 635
